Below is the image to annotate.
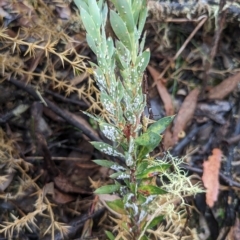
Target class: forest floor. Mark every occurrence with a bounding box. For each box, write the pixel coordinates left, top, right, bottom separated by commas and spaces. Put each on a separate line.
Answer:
0, 1, 240, 239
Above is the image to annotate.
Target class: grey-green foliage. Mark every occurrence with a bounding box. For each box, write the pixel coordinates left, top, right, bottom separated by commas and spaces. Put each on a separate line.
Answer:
74, 0, 149, 129
74, 1, 204, 239
74, 0, 175, 239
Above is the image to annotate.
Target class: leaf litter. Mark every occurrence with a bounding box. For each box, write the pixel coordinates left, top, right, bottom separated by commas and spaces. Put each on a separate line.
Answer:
0, 0, 240, 239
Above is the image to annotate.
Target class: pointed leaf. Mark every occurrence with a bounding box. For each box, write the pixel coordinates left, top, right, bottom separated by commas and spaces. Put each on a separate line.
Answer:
147, 215, 164, 229
93, 160, 125, 171
136, 161, 149, 173
148, 116, 175, 134
88, 0, 101, 28
138, 185, 167, 196
106, 37, 114, 59
100, 92, 115, 115
86, 34, 98, 54
137, 49, 150, 74
110, 10, 132, 50
110, 171, 130, 179
94, 184, 120, 194
99, 122, 122, 141
80, 7, 100, 41
136, 164, 171, 179
82, 110, 103, 123
135, 131, 161, 147
74, 0, 88, 12
137, 0, 148, 37
106, 199, 127, 215
91, 142, 124, 158
111, 0, 135, 33
105, 231, 115, 240
137, 145, 155, 160
140, 235, 150, 240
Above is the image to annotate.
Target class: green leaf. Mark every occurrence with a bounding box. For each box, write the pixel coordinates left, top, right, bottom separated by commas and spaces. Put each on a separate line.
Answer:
80, 7, 100, 42
111, 0, 135, 33
136, 164, 171, 179
136, 161, 149, 173
139, 31, 147, 54
94, 184, 120, 194
91, 142, 124, 158
136, 49, 150, 74
105, 231, 115, 240
132, 0, 142, 24
82, 111, 104, 123
124, 110, 136, 124
116, 80, 125, 102
88, 0, 101, 28
110, 10, 132, 51
106, 199, 127, 215
74, 0, 88, 12
86, 34, 98, 55
147, 215, 164, 229
137, 0, 148, 37
138, 185, 167, 195
93, 160, 125, 172
137, 145, 156, 161
148, 116, 175, 134
100, 92, 115, 115
140, 235, 150, 240
101, 2, 108, 26
99, 122, 122, 141
106, 37, 114, 59
91, 64, 107, 90
135, 131, 161, 147
115, 40, 131, 69
110, 171, 129, 179
137, 193, 147, 204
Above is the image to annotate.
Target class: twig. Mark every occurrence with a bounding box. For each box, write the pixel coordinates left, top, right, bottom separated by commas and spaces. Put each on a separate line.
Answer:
45, 89, 90, 108
152, 16, 207, 87
180, 163, 240, 188
9, 78, 101, 142
200, 0, 228, 98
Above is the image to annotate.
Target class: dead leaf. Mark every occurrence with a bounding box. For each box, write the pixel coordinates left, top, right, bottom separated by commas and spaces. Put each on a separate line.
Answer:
53, 188, 75, 204
202, 148, 222, 208
162, 127, 174, 150
54, 173, 92, 195
148, 65, 174, 116
208, 72, 240, 99
226, 217, 240, 240
172, 88, 199, 144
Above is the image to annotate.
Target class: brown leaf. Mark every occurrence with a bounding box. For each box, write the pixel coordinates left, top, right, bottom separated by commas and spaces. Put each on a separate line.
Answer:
54, 173, 92, 195
53, 188, 75, 204
148, 65, 174, 116
226, 218, 240, 240
208, 72, 240, 99
202, 148, 222, 208
162, 127, 174, 150
172, 88, 199, 144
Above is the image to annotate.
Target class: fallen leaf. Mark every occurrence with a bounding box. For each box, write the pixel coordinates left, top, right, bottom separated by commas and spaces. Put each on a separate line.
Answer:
202, 148, 222, 208
148, 65, 174, 116
208, 72, 240, 99
53, 188, 75, 204
172, 88, 199, 144
226, 217, 240, 240
162, 127, 174, 150
54, 173, 92, 194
